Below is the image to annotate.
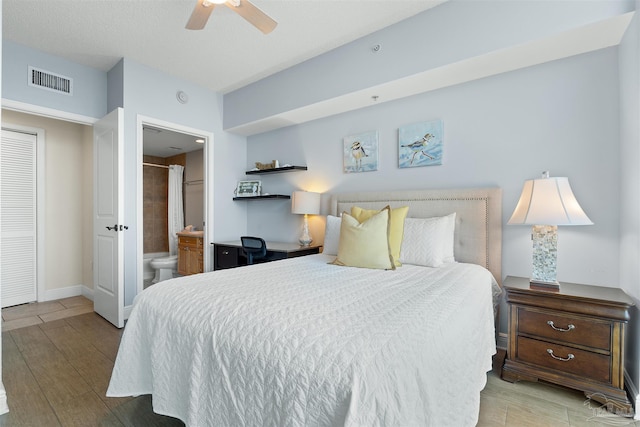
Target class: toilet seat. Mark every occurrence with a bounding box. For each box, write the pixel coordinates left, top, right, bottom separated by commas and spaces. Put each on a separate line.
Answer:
150, 255, 178, 283
150, 255, 178, 268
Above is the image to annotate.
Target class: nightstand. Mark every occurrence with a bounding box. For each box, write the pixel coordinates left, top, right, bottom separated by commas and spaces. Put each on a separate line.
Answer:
502, 275, 634, 416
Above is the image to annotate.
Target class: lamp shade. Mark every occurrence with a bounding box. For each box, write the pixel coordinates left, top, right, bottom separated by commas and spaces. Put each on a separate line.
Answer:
291, 191, 321, 215
508, 175, 592, 226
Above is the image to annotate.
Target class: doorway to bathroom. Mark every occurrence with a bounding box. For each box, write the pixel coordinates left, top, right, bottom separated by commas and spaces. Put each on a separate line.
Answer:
136, 116, 213, 295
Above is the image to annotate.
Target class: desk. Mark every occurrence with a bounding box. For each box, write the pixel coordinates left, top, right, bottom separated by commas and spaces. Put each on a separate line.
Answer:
213, 241, 321, 270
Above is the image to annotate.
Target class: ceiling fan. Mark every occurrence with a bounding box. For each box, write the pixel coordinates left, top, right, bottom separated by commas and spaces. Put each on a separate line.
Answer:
186, 0, 278, 34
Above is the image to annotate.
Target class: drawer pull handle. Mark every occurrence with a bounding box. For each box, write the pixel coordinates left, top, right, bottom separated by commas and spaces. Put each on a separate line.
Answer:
547, 320, 575, 332
222, 250, 229, 255
547, 348, 575, 362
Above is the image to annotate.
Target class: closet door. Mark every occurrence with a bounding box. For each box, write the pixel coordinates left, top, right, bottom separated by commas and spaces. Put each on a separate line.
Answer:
1, 129, 37, 307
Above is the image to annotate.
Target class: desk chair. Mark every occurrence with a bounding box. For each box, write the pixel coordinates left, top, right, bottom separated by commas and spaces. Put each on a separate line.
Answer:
241, 236, 267, 265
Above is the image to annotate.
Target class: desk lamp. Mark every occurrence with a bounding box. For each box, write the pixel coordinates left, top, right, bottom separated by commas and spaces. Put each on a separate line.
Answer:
291, 191, 321, 246
508, 171, 592, 289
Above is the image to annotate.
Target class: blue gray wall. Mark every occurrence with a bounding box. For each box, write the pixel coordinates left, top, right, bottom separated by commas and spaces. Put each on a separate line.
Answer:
3, 40, 107, 119
245, 47, 622, 331
117, 59, 248, 305
619, 2, 640, 397
1, 42, 250, 307
225, 0, 634, 132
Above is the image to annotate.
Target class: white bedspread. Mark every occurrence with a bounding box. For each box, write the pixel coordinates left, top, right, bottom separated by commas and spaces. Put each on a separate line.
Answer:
107, 254, 499, 426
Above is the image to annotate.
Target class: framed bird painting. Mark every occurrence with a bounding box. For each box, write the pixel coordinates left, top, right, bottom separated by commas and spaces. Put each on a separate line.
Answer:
398, 119, 444, 168
343, 130, 379, 173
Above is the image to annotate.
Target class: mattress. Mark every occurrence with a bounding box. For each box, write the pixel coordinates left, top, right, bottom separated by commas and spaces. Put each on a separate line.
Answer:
107, 254, 499, 426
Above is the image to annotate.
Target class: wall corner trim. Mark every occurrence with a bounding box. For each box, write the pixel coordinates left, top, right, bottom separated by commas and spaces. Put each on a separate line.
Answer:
1, 98, 99, 125
497, 332, 508, 350
624, 370, 639, 419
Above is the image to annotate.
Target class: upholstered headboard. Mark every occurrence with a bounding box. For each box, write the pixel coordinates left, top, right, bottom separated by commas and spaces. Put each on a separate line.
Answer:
330, 188, 502, 285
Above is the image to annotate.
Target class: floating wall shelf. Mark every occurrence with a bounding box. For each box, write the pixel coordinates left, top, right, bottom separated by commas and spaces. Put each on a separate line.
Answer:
233, 194, 291, 201
235, 165, 306, 201
245, 166, 307, 175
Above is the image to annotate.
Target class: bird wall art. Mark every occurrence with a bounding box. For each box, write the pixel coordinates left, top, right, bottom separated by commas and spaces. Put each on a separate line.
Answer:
398, 119, 443, 168
343, 131, 379, 173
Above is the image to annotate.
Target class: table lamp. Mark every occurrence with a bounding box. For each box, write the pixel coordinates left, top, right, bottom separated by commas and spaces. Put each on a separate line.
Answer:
508, 171, 592, 290
291, 191, 321, 246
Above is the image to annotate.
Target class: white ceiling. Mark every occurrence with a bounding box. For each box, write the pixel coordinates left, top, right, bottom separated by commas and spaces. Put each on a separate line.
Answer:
142, 126, 205, 158
3, 0, 444, 94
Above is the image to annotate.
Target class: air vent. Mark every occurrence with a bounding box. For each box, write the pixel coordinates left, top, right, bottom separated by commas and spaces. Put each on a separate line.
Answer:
28, 66, 73, 95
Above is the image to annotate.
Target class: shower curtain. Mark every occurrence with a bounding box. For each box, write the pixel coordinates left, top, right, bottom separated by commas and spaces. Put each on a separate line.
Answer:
168, 165, 185, 256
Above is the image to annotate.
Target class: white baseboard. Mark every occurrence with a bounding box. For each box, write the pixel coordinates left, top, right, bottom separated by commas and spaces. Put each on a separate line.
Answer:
39, 284, 94, 302
37, 283, 132, 324
497, 332, 508, 350
81, 286, 94, 301
0, 382, 8, 415
624, 370, 639, 419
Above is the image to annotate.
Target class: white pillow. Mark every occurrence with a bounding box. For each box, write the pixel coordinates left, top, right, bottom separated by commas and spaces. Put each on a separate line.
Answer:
441, 213, 456, 263
399, 213, 456, 267
322, 215, 342, 255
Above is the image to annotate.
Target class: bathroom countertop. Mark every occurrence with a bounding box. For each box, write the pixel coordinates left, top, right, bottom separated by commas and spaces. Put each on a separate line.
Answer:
177, 231, 204, 237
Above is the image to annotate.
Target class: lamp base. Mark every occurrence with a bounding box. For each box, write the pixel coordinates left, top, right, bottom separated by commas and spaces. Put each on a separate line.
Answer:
529, 279, 560, 292
299, 214, 313, 247
298, 239, 313, 247
531, 224, 558, 284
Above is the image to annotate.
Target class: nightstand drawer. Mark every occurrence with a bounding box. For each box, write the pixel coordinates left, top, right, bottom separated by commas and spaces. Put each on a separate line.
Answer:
516, 336, 610, 383
518, 308, 611, 350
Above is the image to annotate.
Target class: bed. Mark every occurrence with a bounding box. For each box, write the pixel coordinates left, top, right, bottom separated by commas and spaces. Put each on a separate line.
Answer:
107, 188, 502, 426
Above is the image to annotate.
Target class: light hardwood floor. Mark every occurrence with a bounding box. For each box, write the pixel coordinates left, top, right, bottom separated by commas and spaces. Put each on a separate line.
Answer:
1, 298, 638, 426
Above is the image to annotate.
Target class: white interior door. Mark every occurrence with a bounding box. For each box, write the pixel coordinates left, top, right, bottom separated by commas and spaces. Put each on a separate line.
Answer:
93, 108, 124, 327
0, 129, 37, 308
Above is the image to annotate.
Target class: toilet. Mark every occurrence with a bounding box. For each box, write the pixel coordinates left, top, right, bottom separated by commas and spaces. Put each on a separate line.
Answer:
150, 255, 178, 283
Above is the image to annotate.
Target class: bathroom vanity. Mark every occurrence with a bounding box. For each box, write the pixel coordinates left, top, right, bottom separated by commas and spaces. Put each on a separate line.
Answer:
177, 232, 203, 276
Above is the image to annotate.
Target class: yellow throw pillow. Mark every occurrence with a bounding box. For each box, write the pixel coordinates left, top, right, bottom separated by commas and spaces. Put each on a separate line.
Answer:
351, 205, 409, 267
331, 206, 395, 270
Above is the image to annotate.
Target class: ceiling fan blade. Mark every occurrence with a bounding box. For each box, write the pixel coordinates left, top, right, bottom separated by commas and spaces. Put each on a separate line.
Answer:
227, 0, 278, 34
186, 0, 216, 30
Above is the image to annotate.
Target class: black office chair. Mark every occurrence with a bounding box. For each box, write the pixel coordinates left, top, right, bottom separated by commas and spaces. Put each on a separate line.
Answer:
241, 236, 267, 265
